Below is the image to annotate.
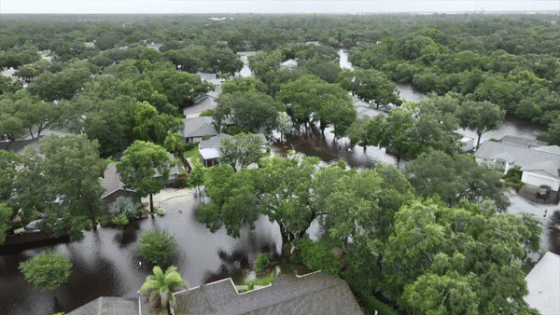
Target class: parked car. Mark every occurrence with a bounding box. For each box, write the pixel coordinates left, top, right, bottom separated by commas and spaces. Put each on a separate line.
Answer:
537, 185, 552, 199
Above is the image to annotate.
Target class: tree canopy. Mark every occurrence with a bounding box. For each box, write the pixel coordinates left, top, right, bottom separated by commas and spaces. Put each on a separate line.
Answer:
19, 252, 72, 297
117, 141, 174, 212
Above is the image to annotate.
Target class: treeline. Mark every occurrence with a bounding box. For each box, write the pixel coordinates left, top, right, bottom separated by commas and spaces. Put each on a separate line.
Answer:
2, 14, 560, 60
198, 154, 542, 315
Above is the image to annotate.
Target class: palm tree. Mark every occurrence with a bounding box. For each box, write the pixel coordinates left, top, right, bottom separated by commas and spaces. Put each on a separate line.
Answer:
141, 265, 189, 315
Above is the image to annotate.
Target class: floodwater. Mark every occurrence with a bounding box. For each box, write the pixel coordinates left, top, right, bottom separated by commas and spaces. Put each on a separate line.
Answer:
277, 50, 545, 167
0, 191, 282, 315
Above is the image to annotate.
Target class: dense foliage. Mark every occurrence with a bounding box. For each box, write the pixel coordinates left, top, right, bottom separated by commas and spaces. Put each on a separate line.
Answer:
0, 13, 553, 314
19, 252, 72, 296
139, 228, 177, 267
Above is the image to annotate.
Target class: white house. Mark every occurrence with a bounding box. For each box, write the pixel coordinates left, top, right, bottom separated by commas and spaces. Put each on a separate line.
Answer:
474, 137, 560, 190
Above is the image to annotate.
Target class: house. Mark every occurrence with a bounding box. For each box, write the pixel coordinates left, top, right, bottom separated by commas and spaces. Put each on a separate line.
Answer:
280, 59, 298, 70
153, 153, 181, 185
523, 251, 560, 315
173, 271, 364, 315
474, 138, 560, 190
460, 136, 475, 152
100, 163, 141, 209
67, 296, 139, 315
181, 117, 219, 143
352, 95, 386, 119
183, 94, 218, 118
199, 133, 268, 168
199, 133, 233, 167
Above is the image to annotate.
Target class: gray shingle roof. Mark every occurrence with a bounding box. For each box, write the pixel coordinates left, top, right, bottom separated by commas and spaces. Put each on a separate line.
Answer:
199, 134, 233, 150
100, 163, 130, 199
182, 117, 218, 139
67, 296, 139, 315
475, 141, 560, 177
499, 135, 548, 148
174, 272, 364, 315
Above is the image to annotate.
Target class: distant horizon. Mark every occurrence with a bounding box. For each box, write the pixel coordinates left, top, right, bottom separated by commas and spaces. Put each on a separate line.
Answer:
2, 1, 559, 15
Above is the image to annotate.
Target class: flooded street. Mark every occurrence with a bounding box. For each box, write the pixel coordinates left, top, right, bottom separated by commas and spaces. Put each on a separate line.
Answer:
0, 48, 554, 315
0, 190, 281, 315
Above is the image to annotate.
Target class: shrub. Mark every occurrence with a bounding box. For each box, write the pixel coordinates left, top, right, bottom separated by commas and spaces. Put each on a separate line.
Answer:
111, 214, 129, 228
98, 214, 114, 227
155, 207, 166, 216
174, 179, 188, 188
255, 253, 269, 271
108, 197, 137, 219
183, 141, 198, 152
19, 252, 72, 295
296, 238, 342, 277
199, 109, 215, 117
247, 281, 255, 291
139, 228, 176, 266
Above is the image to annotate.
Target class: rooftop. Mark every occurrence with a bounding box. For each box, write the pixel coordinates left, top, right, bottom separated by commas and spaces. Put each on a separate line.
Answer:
99, 163, 130, 198
182, 117, 218, 139
475, 140, 560, 177
174, 272, 364, 315
524, 252, 560, 315
67, 296, 139, 315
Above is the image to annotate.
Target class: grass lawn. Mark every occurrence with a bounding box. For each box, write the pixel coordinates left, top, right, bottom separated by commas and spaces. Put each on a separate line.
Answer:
251, 271, 277, 287
183, 146, 201, 162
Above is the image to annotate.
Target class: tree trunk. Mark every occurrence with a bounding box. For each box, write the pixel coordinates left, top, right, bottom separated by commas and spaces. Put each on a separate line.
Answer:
476, 133, 482, 148
166, 300, 173, 315
91, 216, 98, 232
28, 127, 34, 139
277, 221, 292, 247
149, 194, 155, 218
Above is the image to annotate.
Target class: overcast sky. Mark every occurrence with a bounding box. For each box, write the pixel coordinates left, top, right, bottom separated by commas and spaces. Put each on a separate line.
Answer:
1, 1, 559, 14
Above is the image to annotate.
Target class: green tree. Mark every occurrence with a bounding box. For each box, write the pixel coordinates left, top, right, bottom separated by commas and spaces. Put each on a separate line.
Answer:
132, 101, 183, 145
0, 203, 13, 245
384, 200, 541, 314
139, 228, 177, 267
20, 135, 108, 238
19, 252, 72, 298
405, 150, 510, 212
457, 100, 505, 147
346, 117, 377, 151
141, 266, 188, 315
117, 141, 174, 213
214, 91, 280, 135
375, 97, 462, 160
207, 42, 243, 76
538, 119, 560, 146
337, 68, 402, 109
278, 75, 355, 134
0, 150, 23, 201
0, 109, 25, 142
219, 133, 264, 172
221, 76, 267, 95
163, 131, 183, 154
83, 96, 136, 157
198, 155, 321, 246
188, 159, 205, 196
28, 63, 91, 101
146, 67, 213, 109
249, 50, 282, 77
164, 45, 209, 73
296, 238, 343, 277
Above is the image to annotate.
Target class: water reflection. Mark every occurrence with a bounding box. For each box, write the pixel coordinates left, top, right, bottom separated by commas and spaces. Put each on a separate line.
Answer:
0, 193, 281, 315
